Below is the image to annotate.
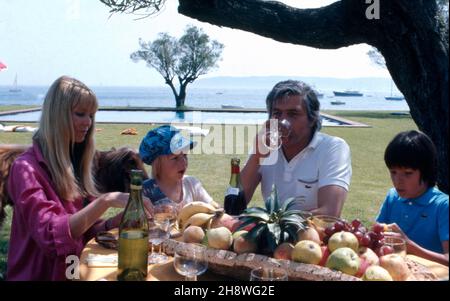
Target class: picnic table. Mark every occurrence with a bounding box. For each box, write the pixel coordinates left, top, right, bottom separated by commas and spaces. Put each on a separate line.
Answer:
79, 229, 448, 281
79, 229, 230, 281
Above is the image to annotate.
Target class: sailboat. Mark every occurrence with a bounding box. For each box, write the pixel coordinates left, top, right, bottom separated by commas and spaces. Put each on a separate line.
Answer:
385, 80, 404, 100
9, 74, 21, 93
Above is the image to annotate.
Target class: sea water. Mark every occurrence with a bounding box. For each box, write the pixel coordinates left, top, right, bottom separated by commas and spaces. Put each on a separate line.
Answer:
0, 86, 410, 111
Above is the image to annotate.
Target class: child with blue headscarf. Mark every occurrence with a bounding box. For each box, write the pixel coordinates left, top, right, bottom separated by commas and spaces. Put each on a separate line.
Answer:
139, 125, 218, 211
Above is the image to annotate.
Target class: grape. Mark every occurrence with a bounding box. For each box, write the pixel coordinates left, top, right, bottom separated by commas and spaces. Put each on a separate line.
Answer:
375, 232, 384, 241
372, 223, 384, 233
324, 226, 335, 236
372, 239, 383, 250
378, 245, 394, 256
368, 231, 378, 240
351, 219, 361, 228
343, 222, 352, 232
358, 226, 367, 234
334, 221, 344, 232
353, 231, 363, 242
360, 234, 371, 247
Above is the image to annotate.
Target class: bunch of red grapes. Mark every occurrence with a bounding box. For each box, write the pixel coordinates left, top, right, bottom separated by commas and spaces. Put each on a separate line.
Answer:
323, 219, 386, 251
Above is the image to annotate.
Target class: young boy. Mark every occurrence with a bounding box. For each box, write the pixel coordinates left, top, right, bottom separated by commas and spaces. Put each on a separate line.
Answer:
376, 130, 448, 265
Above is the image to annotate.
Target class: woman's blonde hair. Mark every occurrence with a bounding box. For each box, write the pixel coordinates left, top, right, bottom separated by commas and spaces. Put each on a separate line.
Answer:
151, 156, 163, 180
33, 76, 99, 201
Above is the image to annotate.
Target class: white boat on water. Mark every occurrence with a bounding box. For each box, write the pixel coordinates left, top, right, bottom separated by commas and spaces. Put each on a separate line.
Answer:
331, 101, 346, 105
221, 104, 244, 109
333, 90, 363, 97
385, 80, 404, 100
9, 74, 21, 93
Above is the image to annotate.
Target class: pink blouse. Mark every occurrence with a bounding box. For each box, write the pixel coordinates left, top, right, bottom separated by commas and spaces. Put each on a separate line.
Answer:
7, 142, 106, 281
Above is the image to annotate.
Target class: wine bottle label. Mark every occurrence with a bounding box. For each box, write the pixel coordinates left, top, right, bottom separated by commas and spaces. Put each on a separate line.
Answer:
225, 187, 240, 196
130, 184, 142, 190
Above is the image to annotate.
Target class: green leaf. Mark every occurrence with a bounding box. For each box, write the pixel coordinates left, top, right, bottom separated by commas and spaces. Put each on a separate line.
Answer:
280, 214, 304, 225
243, 207, 269, 214
265, 232, 278, 254
265, 184, 280, 214
234, 217, 257, 232
239, 212, 270, 222
267, 223, 281, 245
283, 225, 300, 242
247, 223, 267, 243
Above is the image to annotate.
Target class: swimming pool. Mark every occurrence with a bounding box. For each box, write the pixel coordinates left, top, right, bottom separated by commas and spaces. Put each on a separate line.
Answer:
0, 109, 349, 126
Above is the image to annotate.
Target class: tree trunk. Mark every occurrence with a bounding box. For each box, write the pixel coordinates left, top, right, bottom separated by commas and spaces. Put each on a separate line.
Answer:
176, 83, 187, 108
178, 0, 449, 193
165, 79, 182, 108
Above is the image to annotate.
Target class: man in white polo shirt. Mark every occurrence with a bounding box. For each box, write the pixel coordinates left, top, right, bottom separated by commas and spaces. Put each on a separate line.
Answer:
241, 80, 352, 217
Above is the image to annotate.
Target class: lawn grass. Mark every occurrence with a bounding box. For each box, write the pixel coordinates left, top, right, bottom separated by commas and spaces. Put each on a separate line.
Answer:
0, 109, 416, 279
0, 105, 39, 113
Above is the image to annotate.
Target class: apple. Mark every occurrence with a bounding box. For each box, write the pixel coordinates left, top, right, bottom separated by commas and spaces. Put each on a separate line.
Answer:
318, 246, 331, 266
206, 227, 233, 250
297, 227, 321, 245
292, 240, 323, 265
273, 242, 295, 260
355, 258, 371, 278
379, 254, 411, 281
328, 231, 359, 252
362, 265, 393, 281
358, 246, 380, 266
326, 247, 361, 276
377, 245, 394, 257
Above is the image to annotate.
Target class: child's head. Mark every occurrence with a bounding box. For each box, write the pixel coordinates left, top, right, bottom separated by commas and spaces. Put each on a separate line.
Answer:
384, 130, 437, 197
139, 125, 196, 180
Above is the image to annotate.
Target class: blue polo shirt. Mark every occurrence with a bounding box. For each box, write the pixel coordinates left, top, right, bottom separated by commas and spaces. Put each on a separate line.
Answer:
376, 187, 449, 254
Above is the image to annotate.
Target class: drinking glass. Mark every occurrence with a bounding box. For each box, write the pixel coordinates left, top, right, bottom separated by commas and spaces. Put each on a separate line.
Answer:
250, 267, 288, 281
262, 119, 292, 150
383, 236, 407, 257
153, 198, 179, 234
148, 217, 170, 264
173, 243, 208, 281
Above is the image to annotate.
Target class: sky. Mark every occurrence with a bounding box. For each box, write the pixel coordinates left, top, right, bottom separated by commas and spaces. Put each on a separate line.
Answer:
0, 0, 391, 87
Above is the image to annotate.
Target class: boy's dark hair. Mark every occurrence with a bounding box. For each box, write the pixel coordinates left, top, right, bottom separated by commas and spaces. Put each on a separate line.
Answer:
384, 130, 437, 188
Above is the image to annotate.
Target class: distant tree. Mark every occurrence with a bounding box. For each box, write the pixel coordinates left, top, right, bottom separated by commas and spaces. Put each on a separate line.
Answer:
100, 0, 449, 193
130, 25, 224, 108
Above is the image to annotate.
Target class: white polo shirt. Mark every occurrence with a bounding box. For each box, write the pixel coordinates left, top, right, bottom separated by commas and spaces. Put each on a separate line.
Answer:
258, 132, 352, 210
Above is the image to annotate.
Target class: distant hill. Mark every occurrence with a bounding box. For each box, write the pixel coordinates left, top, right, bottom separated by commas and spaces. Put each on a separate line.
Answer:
192, 76, 396, 93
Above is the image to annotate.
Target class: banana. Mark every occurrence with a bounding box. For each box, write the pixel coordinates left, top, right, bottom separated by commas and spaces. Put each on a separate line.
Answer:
177, 201, 219, 229
183, 212, 215, 231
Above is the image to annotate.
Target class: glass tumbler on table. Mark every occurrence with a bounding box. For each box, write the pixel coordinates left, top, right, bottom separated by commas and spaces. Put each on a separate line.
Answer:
153, 198, 179, 234
383, 236, 407, 257
173, 243, 208, 281
250, 267, 288, 281
148, 217, 171, 264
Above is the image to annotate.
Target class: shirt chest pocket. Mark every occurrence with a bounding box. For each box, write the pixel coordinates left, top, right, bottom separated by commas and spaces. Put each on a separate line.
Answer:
295, 177, 319, 205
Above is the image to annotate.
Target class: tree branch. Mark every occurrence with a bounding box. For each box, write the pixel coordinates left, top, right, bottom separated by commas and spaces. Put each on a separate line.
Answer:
178, 0, 378, 49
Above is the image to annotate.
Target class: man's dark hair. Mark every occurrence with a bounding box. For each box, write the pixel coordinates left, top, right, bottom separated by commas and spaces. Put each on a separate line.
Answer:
384, 130, 437, 188
265, 80, 322, 133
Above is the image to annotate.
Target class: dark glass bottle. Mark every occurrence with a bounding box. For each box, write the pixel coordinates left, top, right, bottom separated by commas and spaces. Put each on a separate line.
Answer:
224, 158, 247, 215
117, 169, 149, 281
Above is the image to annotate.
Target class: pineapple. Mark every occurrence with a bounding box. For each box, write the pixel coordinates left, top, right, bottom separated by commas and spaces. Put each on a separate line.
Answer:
235, 185, 312, 255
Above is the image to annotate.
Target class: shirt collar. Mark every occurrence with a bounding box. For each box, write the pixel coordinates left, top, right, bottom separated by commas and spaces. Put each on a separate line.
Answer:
307, 131, 322, 150
280, 131, 322, 164
400, 187, 435, 206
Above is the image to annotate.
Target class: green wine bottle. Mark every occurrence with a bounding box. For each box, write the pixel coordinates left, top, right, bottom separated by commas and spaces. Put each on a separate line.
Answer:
117, 169, 149, 281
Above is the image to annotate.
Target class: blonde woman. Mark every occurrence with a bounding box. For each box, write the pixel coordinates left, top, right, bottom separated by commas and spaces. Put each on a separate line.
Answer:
139, 125, 217, 211
6, 76, 143, 280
